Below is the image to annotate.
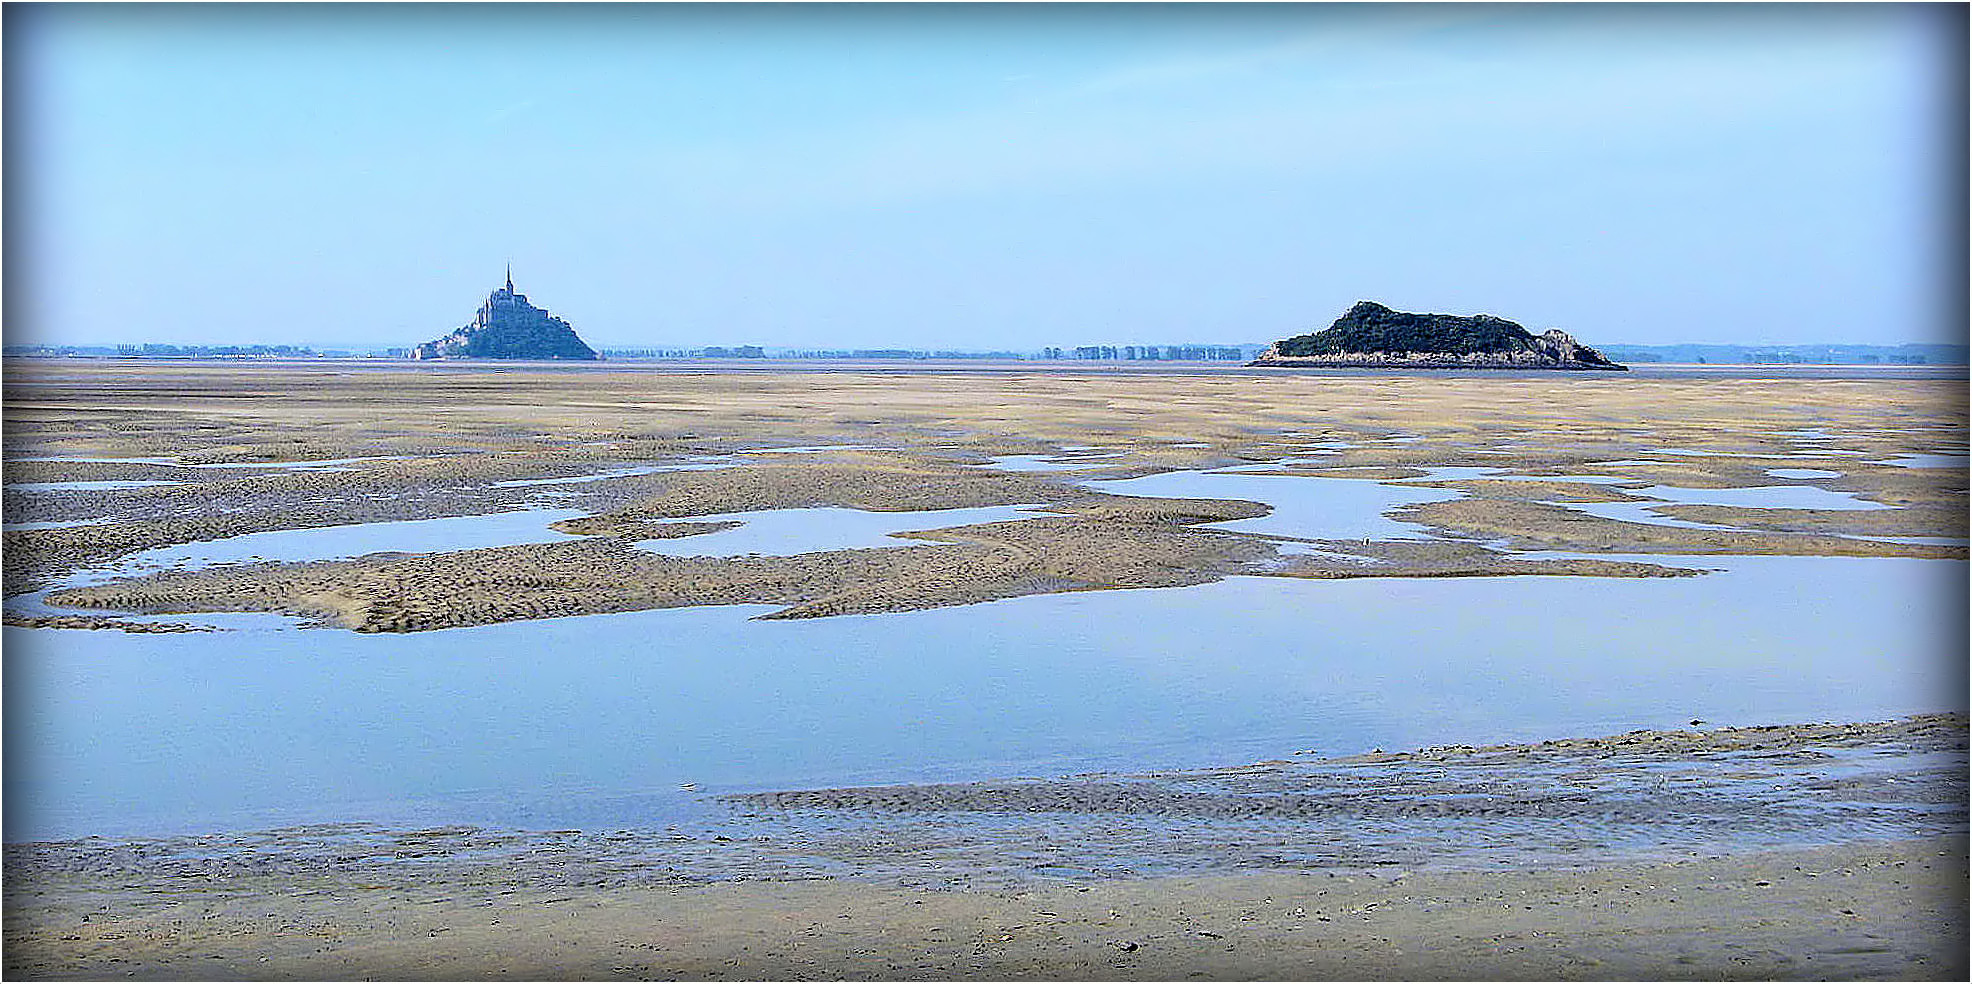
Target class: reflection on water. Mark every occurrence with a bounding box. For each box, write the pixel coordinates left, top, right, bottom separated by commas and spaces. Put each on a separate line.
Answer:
6, 555, 1960, 842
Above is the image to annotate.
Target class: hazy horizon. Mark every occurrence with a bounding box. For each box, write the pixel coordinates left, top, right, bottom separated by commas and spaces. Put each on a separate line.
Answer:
7, 4, 1965, 352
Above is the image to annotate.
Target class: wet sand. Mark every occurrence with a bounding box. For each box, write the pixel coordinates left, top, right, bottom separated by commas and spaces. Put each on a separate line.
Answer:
5, 715, 1964, 980
4, 362, 1966, 977
4, 840, 1961, 980
7, 362, 1963, 630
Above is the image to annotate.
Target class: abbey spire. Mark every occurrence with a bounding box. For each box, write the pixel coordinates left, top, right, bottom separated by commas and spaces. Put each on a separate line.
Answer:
409, 270, 599, 360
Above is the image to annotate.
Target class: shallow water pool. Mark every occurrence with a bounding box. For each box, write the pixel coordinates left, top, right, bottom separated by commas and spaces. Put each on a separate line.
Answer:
101, 508, 592, 579
1084, 469, 1462, 540
4, 554, 1961, 842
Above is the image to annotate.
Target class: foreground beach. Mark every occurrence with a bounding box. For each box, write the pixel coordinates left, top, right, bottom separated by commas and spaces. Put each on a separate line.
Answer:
6, 715, 1964, 980
6, 839, 1962, 980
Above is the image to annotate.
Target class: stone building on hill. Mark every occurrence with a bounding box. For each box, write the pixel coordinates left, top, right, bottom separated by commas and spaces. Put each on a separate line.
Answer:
411, 268, 599, 360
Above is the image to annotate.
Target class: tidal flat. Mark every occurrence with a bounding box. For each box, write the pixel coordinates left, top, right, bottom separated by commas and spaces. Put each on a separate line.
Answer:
3, 360, 1967, 979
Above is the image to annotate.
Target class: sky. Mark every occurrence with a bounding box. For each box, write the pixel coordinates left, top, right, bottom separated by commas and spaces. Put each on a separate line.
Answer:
6, 3, 1964, 351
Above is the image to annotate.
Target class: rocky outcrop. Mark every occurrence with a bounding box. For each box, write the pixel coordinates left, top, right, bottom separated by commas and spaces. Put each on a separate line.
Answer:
411, 273, 598, 361
1252, 301, 1625, 370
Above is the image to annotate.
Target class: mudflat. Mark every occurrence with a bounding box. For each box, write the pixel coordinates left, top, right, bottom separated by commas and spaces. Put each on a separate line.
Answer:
5, 361, 1963, 630
4, 840, 1962, 981
4, 715, 1964, 980
3, 361, 1966, 979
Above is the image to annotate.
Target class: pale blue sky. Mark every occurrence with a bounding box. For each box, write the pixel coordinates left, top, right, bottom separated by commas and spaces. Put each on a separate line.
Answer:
7, 3, 1962, 350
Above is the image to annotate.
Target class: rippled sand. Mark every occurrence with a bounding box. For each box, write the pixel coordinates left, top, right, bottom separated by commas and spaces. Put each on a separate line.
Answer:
8, 362, 1962, 630
6, 715, 1963, 980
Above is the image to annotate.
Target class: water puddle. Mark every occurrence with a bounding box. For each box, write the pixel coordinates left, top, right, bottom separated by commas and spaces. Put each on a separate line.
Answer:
11, 480, 188, 492
1, 518, 113, 532
1082, 469, 1461, 541
1645, 448, 1769, 458
1767, 468, 1842, 479
1878, 453, 1970, 470
634, 504, 1045, 558
491, 461, 731, 488
1406, 466, 1500, 482
1552, 501, 1740, 532
98, 508, 591, 580
741, 445, 879, 455
1531, 474, 1646, 485
1542, 483, 1891, 534
974, 454, 1126, 473
10, 455, 181, 465
190, 456, 411, 471
1219, 451, 1350, 472
1636, 484, 1891, 511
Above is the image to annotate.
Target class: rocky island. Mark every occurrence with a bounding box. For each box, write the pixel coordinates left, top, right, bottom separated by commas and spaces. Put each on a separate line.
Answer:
1253, 300, 1625, 370
411, 268, 599, 361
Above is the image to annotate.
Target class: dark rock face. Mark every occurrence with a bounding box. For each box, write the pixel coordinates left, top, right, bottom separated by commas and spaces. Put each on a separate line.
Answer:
411, 275, 598, 361
1254, 301, 1625, 370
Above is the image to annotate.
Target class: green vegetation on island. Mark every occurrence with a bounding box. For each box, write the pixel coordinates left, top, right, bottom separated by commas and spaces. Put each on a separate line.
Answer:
1257, 300, 1625, 370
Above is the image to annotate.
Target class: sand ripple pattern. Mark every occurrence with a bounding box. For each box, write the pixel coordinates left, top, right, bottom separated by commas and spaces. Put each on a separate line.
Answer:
724, 715, 1967, 883
11, 716, 1960, 892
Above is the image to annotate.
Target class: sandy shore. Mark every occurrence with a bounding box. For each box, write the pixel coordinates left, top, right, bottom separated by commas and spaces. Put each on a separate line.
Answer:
4, 838, 1963, 980
5, 715, 1964, 980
